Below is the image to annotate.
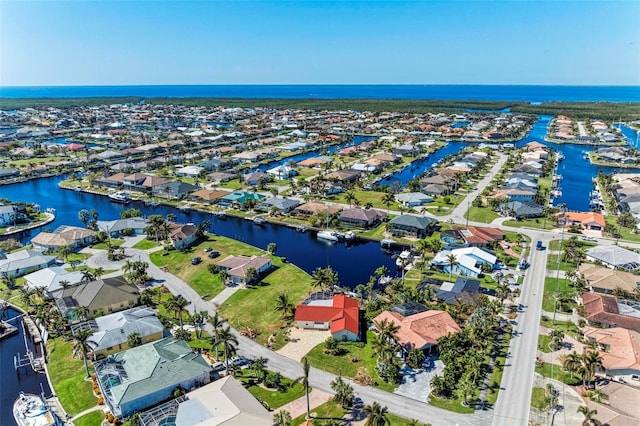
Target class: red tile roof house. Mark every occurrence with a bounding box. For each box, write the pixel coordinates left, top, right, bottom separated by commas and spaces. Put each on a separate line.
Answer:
582, 293, 640, 331
215, 255, 272, 286
294, 294, 360, 341
168, 223, 199, 250
372, 310, 461, 354
453, 226, 505, 247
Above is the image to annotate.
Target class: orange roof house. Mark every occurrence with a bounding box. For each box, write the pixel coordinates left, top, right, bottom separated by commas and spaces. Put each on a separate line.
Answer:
294, 294, 360, 341
557, 211, 606, 230
582, 293, 640, 331
372, 310, 461, 351
583, 326, 640, 378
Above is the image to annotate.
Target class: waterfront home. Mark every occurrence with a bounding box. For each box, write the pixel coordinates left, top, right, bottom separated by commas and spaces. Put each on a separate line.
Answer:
338, 207, 386, 229
432, 247, 497, 277
453, 226, 504, 247
0, 249, 56, 278
421, 183, 451, 197
0, 167, 20, 179
0, 204, 17, 226
557, 211, 606, 231
215, 254, 272, 285
75, 306, 164, 359
387, 214, 438, 238
586, 246, 640, 272
93, 173, 126, 189
168, 223, 199, 250
31, 225, 97, 251
219, 191, 266, 208
207, 171, 235, 183
176, 165, 205, 178
294, 294, 360, 341
244, 171, 271, 186
53, 275, 140, 321
97, 217, 149, 237
498, 200, 544, 219
324, 169, 360, 185
395, 192, 433, 207
255, 197, 300, 214
152, 181, 199, 199
295, 201, 343, 216
578, 263, 640, 295
493, 187, 537, 203
23, 266, 84, 296
95, 337, 212, 417
267, 164, 297, 179
581, 293, 640, 331
372, 309, 461, 354
436, 277, 482, 305
582, 326, 640, 383
189, 189, 231, 204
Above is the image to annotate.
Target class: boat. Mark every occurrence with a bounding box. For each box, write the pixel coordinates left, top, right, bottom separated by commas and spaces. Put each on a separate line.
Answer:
378, 275, 393, 286
396, 250, 413, 268
252, 216, 267, 225
583, 153, 589, 160
45, 208, 56, 215
178, 205, 191, 213
144, 200, 160, 207
380, 238, 396, 247
108, 191, 131, 204
551, 190, 562, 197
212, 211, 227, 219
73, 185, 82, 192
556, 152, 564, 161
13, 392, 61, 426
317, 230, 342, 242
344, 231, 356, 241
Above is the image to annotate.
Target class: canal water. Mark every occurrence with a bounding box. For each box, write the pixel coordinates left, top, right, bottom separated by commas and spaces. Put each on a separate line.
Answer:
0, 308, 52, 426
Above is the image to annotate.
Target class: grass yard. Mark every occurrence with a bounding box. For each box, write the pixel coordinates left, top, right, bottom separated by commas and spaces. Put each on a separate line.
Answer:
604, 215, 640, 243
539, 317, 582, 340
331, 189, 396, 210
217, 179, 245, 190
132, 238, 159, 250
545, 254, 577, 272
73, 411, 105, 426
531, 387, 548, 410
235, 369, 306, 409
292, 400, 346, 426
218, 256, 312, 348
535, 362, 582, 386
503, 218, 554, 230
542, 277, 575, 313
537, 334, 554, 353
46, 338, 98, 416
92, 238, 125, 249
304, 330, 395, 392
466, 206, 500, 223
428, 395, 475, 414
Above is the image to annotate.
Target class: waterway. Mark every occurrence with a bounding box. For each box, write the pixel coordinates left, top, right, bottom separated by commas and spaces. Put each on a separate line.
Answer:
0, 308, 51, 426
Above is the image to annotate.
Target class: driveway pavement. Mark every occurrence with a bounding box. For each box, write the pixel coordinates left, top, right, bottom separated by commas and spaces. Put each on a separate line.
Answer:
530, 374, 585, 426
394, 358, 444, 402
276, 328, 330, 362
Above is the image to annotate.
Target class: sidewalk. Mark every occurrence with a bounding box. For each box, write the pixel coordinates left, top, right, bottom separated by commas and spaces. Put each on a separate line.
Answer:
273, 389, 333, 419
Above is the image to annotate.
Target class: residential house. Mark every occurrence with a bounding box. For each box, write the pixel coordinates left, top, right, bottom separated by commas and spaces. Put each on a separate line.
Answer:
432, 247, 497, 277
436, 277, 481, 305
387, 214, 438, 238
557, 211, 606, 231
77, 306, 165, 359
294, 294, 360, 341
421, 183, 451, 197
94, 337, 212, 417
454, 226, 505, 247
583, 326, 640, 382
93, 172, 126, 189
499, 201, 544, 219
23, 266, 84, 296
173, 376, 272, 426
152, 181, 199, 199
189, 189, 231, 204
168, 223, 199, 250
586, 246, 640, 272
207, 172, 235, 183
0, 167, 20, 179
219, 191, 265, 208
244, 171, 271, 186
395, 192, 433, 207
581, 293, 640, 331
324, 169, 360, 185
0, 205, 17, 226
266, 164, 297, 179
295, 202, 343, 217
255, 197, 300, 214
176, 165, 205, 178
31, 225, 97, 251
97, 217, 149, 237
578, 263, 640, 295
122, 173, 151, 192
215, 255, 272, 285
372, 309, 461, 353
53, 275, 140, 321
338, 207, 386, 229
0, 249, 56, 278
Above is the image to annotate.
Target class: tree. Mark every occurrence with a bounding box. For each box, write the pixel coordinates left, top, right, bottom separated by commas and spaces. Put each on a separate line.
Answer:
250, 357, 267, 382
127, 332, 142, 348
274, 292, 295, 321
219, 269, 229, 285
72, 328, 95, 378
561, 350, 582, 379
93, 267, 105, 281
330, 375, 354, 408
215, 326, 238, 372
582, 350, 603, 390
78, 209, 90, 227
267, 242, 277, 255
293, 357, 312, 420
345, 190, 357, 208
57, 245, 72, 262
81, 269, 95, 283
208, 312, 226, 360
311, 266, 339, 292
166, 294, 190, 329
73, 305, 90, 322
455, 375, 476, 406
382, 190, 396, 214
245, 267, 258, 285
363, 401, 390, 426
446, 253, 459, 282
273, 410, 292, 426
577, 405, 601, 426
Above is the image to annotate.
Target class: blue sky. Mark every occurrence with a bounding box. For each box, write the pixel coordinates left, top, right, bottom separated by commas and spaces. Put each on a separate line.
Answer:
1, 1, 638, 86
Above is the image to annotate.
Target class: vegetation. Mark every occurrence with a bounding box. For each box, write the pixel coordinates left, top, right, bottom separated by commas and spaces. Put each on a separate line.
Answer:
235, 368, 305, 409
73, 411, 105, 426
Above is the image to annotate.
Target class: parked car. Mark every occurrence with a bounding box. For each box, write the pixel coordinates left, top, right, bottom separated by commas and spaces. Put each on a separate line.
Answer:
211, 362, 225, 371
229, 356, 251, 367
536, 241, 544, 250
208, 250, 220, 259
203, 247, 212, 252
191, 257, 202, 265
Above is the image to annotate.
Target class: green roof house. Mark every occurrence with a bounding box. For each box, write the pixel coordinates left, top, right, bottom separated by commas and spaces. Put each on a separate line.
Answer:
95, 337, 212, 417
388, 214, 438, 238
219, 191, 265, 207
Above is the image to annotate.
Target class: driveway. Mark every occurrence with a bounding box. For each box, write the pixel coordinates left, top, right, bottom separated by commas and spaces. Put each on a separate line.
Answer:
276, 328, 330, 362
394, 358, 445, 402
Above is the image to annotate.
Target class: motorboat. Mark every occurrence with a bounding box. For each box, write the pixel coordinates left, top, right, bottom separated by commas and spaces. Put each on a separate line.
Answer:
396, 250, 413, 268
380, 238, 396, 247
73, 185, 82, 192
108, 191, 131, 204
317, 230, 342, 242
13, 392, 61, 426
178, 205, 191, 213
344, 231, 356, 241
252, 216, 267, 225
212, 211, 227, 219
378, 275, 393, 286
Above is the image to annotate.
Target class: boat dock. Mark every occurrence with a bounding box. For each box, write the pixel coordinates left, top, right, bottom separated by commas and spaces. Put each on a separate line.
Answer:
0, 320, 18, 340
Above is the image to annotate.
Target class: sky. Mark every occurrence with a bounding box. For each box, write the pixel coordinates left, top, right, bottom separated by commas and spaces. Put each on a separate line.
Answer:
1, 0, 639, 86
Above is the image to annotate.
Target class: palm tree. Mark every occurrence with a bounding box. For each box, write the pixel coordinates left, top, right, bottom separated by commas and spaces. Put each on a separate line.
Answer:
219, 269, 229, 286
215, 326, 238, 372
561, 350, 582, 379
292, 357, 312, 420
81, 269, 95, 283
382, 190, 395, 214
363, 401, 390, 426
446, 253, 459, 282
93, 267, 105, 281
78, 209, 90, 227
73, 305, 90, 322
127, 332, 142, 348
274, 292, 295, 321
250, 357, 267, 382
345, 190, 357, 208
166, 294, 190, 329
577, 405, 601, 426
208, 312, 226, 360
72, 328, 95, 378
273, 410, 292, 426
582, 350, 603, 389
57, 245, 72, 263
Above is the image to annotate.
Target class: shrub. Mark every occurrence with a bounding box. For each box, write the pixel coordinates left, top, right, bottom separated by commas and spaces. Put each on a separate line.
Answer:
264, 371, 282, 389
406, 348, 426, 369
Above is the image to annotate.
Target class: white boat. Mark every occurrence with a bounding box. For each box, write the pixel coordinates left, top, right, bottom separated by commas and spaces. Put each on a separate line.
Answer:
344, 231, 356, 240
396, 250, 413, 268
551, 190, 563, 197
378, 275, 393, 286
108, 191, 131, 204
252, 216, 267, 225
380, 238, 396, 247
13, 392, 60, 426
317, 230, 342, 242
45, 208, 56, 215
212, 211, 227, 218
178, 205, 191, 213
73, 185, 82, 192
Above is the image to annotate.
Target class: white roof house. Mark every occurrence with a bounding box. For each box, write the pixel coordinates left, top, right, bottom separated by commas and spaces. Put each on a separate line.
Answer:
395, 192, 433, 207
24, 266, 84, 295
586, 246, 640, 272
0, 249, 56, 278
432, 247, 497, 277
266, 164, 297, 179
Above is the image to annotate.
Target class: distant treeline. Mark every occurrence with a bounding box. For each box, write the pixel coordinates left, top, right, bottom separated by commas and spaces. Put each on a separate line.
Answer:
1, 97, 639, 120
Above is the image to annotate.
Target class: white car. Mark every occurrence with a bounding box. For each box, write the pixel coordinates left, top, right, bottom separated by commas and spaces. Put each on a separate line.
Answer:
229, 356, 251, 367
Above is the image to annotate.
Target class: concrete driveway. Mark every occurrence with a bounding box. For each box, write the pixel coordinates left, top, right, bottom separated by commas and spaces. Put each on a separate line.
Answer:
394, 358, 445, 402
276, 328, 330, 362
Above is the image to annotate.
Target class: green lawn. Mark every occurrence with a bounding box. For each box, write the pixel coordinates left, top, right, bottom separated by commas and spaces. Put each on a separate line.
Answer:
132, 238, 159, 250
292, 400, 346, 426
304, 330, 395, 392
46, 338, 98, 416
531, 387, 548, 410
545, 254, 578, 272
428, 395, 475, 414
386, 413, 430, 425
535, 362, 582, 386
217, 179, 245, 190
542, 277, 575, 313
235, 369, 306, 410
503, 217, 555, 230
466, 206, 500, 223
73, 411, 105, 426
539, 317, 582, 340
218, 256, 312, 348
537, 334, 554, 353
92, 238, 124, 249
604, 216, 640, 243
